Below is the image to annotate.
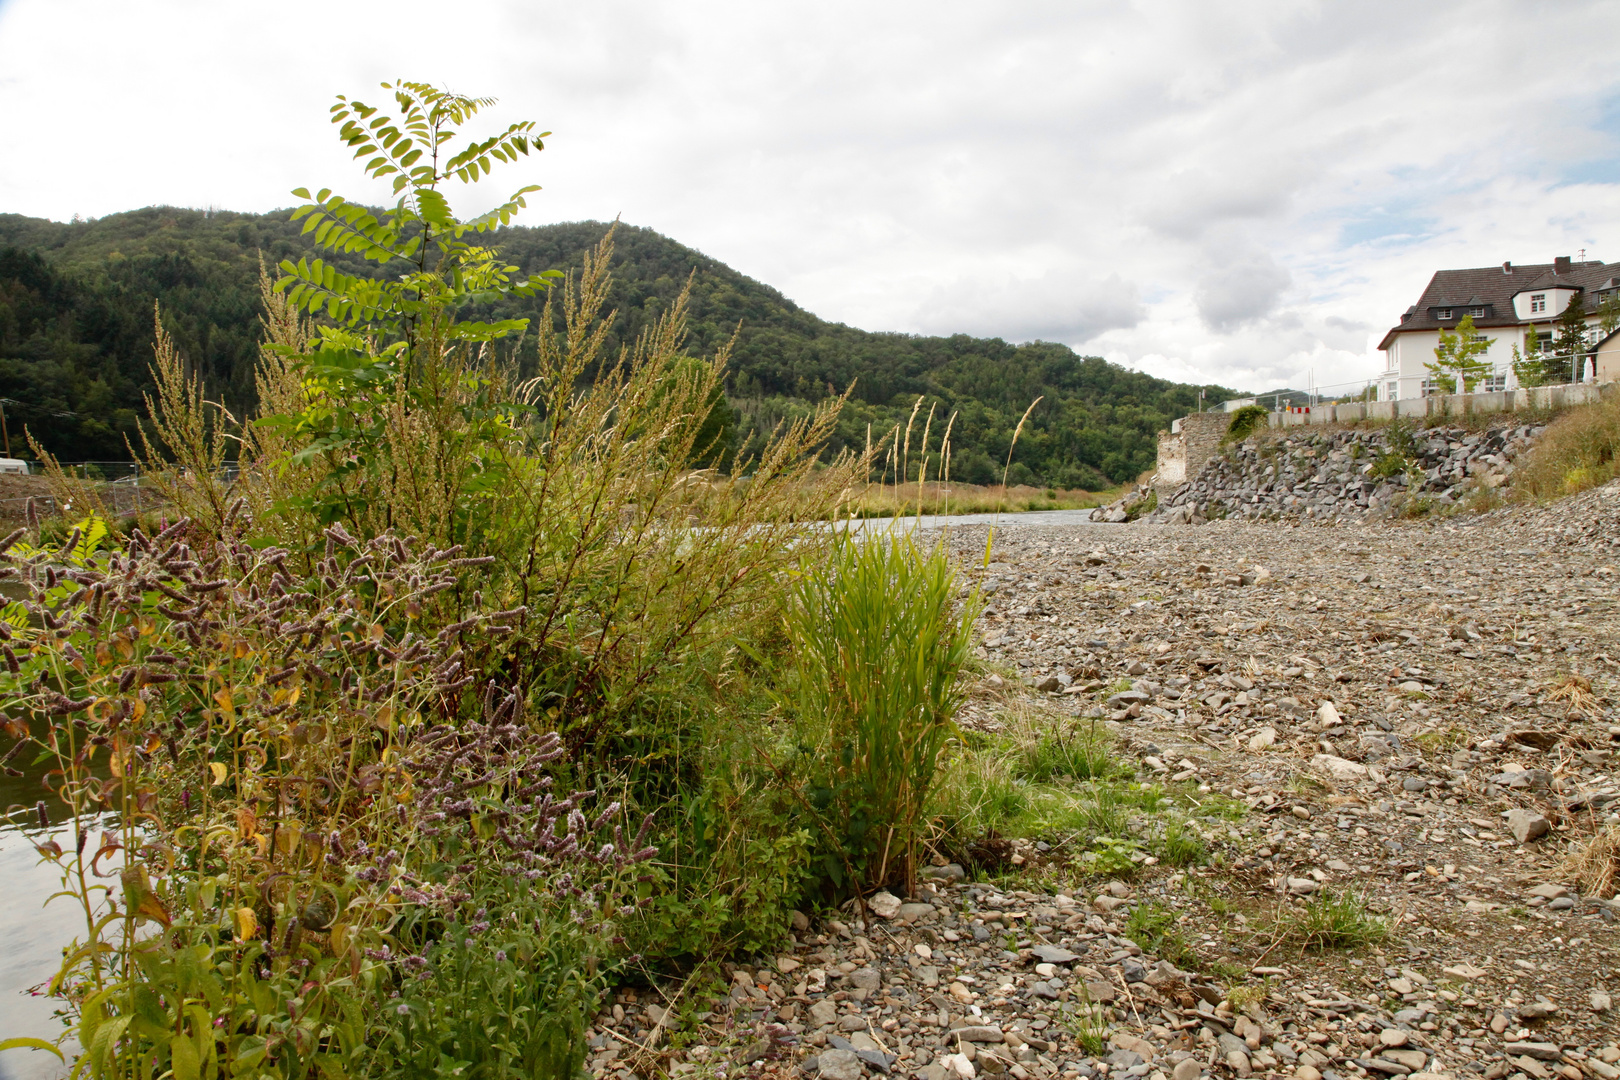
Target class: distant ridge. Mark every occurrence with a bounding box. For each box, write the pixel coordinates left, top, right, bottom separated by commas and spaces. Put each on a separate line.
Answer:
0, 207, 1241, 485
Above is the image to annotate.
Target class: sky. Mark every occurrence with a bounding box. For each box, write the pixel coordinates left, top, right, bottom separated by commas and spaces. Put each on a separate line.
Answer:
1, 0, 1618, 395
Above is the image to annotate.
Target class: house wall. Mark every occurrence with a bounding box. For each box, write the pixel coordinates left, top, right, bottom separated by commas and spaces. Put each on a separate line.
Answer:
1381, 322, 1575, 400
1597, 335, 1620, 384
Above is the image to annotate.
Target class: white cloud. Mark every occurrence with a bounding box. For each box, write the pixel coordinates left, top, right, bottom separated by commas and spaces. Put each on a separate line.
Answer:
1195, 251, 1292, 333
914, 269, 1144, 343
1, 0, 1618, 394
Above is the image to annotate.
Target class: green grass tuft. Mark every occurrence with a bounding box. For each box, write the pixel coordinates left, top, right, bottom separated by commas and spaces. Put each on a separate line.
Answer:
1278, 889, 1390, 951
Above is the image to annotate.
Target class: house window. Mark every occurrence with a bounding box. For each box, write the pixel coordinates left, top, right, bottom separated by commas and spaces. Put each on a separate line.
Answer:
1484, 373, 1506, 392
1385, 382, 1398, 401
1468, 334, 1489, 344
1530, 293, 1546, 313
1421, 378, 1442, 397
1469, 306, 1485, 318
1435, 308, 1453, 320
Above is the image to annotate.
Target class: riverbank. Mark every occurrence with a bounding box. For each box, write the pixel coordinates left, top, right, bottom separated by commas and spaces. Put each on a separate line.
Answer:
571, 490, 1620, 1080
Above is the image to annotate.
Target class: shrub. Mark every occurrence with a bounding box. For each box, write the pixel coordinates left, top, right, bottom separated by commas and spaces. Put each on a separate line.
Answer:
785, 535, 979, 894
1224, 405, 1270, 444
0, 520, 650, 1078
1368, 450, 1410, 480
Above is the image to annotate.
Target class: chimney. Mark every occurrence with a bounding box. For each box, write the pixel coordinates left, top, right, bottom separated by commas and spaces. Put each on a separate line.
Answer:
1554, 256, 1572, 273
1502, 261, 1512, 274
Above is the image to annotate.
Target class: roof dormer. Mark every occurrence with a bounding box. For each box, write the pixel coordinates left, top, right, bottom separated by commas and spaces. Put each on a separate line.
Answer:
1513, 285, 1579, 320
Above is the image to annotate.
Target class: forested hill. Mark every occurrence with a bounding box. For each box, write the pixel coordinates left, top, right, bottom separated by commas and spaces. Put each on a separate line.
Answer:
0, 207, 1238, 487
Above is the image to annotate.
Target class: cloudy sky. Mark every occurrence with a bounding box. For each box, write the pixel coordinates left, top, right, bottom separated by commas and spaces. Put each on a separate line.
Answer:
2, 0, 1618, 394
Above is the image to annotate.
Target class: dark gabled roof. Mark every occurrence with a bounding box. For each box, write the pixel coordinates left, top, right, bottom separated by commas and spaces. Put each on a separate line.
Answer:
1378, 259, 1617, 349
1511, 260, 1618, 295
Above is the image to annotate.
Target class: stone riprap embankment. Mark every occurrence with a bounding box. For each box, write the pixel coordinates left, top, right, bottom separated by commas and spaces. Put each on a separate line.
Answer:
1090, 425, 1543, 526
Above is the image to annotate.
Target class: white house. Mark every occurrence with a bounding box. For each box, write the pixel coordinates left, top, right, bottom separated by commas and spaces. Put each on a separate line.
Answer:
1377, 256, 1620, 400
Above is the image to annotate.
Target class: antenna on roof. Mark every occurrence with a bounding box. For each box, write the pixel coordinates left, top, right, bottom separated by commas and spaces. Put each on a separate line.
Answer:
1580, 248, 1586, 263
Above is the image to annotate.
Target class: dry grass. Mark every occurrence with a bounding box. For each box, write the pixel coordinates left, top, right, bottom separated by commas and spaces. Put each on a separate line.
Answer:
1560, 824, 1620, 899
1547, 673, 1599, 718
1514, 396, 1620, 501
846, 481, 1115, 519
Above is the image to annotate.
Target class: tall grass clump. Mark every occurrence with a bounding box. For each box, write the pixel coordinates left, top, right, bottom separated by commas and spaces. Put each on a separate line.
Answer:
1514, 396, 1620, 500
785, 534, 979, 895
2, 80, 882, 1076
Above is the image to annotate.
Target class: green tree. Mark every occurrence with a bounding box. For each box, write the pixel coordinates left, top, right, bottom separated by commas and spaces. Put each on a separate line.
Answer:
1554, 292, 1592, 383
1509, 324, 1562, 388
1427, 312, 1494, 393
266, 81, 561, 532
1600, 290, 1620, 338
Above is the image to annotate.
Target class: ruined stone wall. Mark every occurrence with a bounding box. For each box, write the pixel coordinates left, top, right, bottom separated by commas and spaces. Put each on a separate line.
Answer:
1155, 428, 1186, 487
1156, 412, 1229, 492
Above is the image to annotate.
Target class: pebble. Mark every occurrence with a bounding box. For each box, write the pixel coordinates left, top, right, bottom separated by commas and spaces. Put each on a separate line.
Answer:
1506, 808, 1551, 843
816, 1048, 864, 1080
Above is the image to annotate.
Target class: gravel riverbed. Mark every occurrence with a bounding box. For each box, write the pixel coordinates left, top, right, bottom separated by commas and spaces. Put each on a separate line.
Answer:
587, 486, 1620, 1080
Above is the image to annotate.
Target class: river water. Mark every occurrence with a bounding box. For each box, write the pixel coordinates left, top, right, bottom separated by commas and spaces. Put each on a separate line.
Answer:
0, 508, 1118, 1077
1, 756, 80, 1080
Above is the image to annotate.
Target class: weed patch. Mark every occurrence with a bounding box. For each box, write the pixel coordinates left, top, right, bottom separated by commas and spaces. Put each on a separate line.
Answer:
1156, 818, 1209, 867
1123, 901, 1195, 967
1277, 889, 1390, 951
1062, 994, 1110, 1056
1515, 397, 1620, 500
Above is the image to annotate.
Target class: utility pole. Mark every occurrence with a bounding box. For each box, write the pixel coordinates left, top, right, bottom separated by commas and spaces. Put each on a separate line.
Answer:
0, 399, 10, 458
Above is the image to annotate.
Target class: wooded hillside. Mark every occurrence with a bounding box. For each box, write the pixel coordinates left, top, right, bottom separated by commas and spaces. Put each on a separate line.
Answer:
0, 208, 1238, 485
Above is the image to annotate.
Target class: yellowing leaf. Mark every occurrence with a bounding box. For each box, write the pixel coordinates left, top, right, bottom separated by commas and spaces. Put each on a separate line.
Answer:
209, 762, 228, 786
120, 866, 172, 928
275, 822, 304, 856
234, 907, 258, 940
212, 688, 236, 719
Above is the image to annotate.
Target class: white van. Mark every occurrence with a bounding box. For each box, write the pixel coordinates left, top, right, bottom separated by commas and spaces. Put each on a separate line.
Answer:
0, 459, 28, 475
